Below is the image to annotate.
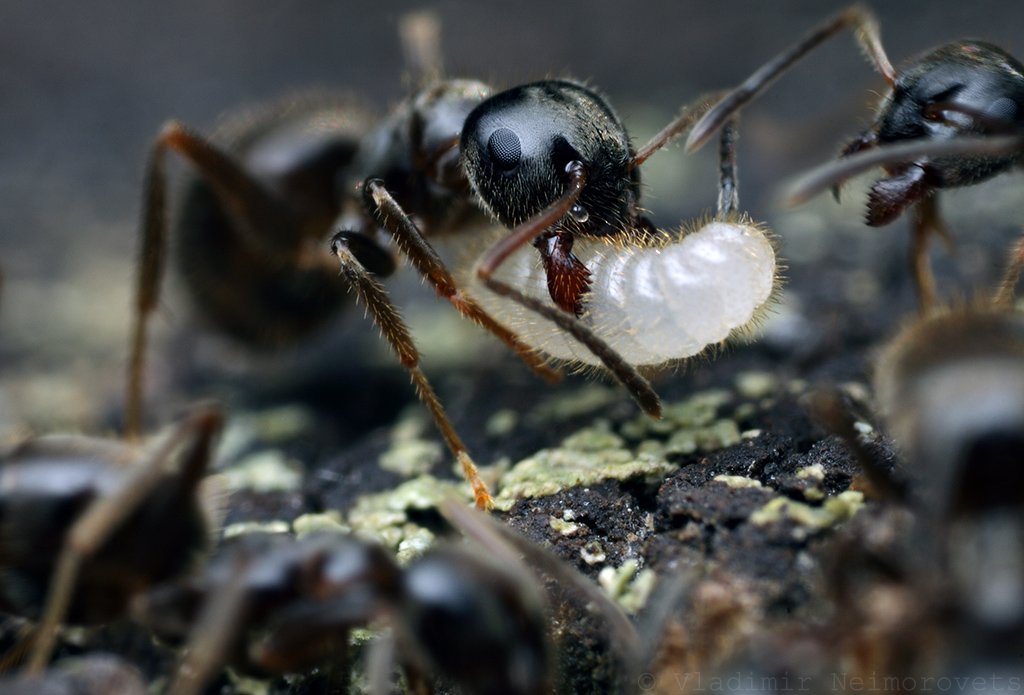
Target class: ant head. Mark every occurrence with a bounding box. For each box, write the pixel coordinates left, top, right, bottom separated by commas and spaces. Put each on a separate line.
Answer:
401, 546, 549, 695
460, 80, 642, 236
879, 41, 1024, 144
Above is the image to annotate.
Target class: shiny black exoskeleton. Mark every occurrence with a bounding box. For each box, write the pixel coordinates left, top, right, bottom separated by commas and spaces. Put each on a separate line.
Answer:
684, 6, 1024, 310
0, 412, 219, 626
460, 80, 645, 236
844, 40, 1024, 225
137, 532, 550, 694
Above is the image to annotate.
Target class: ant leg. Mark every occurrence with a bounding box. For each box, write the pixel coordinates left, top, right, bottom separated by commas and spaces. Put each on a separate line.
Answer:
686, 4, 895, 152
167, 557, 251, 695
717, 117, 740, 217
475, 163, 663, 418
629, 90, 727, 169
805, 387, 907, 502
440, 498, 643, 677
784, 135, 1024, 207
361, 180, 562, 384
329, 238, 493, 510
910, 197, 943, 312
125, 121, 306, 439
399, 10, 443, 86
27, 407, 222, 673
994, 234, 1024, 308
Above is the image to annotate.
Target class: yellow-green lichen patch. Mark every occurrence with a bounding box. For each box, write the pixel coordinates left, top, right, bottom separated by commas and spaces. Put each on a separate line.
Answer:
492, 448, 674, 512
379, 438, 443, 477
598, 559, 657, 614
346, 475, 469, 556
485, 408, 519, 437
750, 490, 865, 531
620, 389, 732, 439
379, 409, 443, 477
221, 450, 302, 493
581, 540, 607, 565
528, 384, 620, 423
292, 511, 350, 538
713, 474, 763, 489
735, 371, 779, 399
796, 464, 826, 481
550, 516, 581, 536
216, 405, 316, 462
561, 420, 625, 452
664, 419, 741, 456
225, 669, 272, 695
222, 520, 291, 539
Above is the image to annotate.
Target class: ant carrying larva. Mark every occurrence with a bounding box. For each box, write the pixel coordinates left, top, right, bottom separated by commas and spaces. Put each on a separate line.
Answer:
127, 11, 779, 508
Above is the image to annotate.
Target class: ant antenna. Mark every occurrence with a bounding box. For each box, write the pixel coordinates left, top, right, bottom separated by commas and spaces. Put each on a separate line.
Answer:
782, 134, 1024, 207
399, 11, 444, 86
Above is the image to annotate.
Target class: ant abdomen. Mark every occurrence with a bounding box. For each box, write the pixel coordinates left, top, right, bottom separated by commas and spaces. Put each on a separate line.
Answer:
174, 92, 372, 349
468, 217, 776, 367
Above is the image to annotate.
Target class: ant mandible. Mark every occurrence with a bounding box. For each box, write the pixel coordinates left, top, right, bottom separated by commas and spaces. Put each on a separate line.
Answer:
128, 13, 777, 509
685, 3, 1024, 311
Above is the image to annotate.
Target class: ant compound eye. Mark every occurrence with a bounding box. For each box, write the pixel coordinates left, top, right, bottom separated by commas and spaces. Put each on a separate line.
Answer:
487, 127, 521, 171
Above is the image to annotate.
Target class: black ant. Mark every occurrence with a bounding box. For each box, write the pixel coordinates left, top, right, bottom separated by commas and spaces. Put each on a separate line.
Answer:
127, 13, 779, 508
807, 221, 1024, 677
134, 499, 640, 695
0, 405, 223, 674
871, 233, 1024, 638
685, 3, 1024, 311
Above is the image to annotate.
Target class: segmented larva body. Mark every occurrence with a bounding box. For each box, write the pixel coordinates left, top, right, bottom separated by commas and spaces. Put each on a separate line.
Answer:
467, 218, 777, 367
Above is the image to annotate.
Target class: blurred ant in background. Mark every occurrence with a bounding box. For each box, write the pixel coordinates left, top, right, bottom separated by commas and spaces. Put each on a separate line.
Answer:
0, 406, 223, 674
805, 146, 1024, 684
133, 500, 639, 694
687, 3, 1024, 311
130, 12, 779, 508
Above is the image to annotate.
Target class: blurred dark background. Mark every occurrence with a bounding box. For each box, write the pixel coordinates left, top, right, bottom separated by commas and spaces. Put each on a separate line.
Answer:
2, 0, 1023, 432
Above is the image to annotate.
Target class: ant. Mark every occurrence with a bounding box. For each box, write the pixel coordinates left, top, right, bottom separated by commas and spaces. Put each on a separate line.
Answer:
870, 232, 1024, 639
0, 405, 223, 674
685, 3, 1024, 311
134, 499, 641, 695
808, 216, 1024, 677
127, 12, 778, 509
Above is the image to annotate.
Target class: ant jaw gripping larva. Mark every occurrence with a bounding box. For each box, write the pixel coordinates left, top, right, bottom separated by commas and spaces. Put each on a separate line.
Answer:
465, 213, 779, 369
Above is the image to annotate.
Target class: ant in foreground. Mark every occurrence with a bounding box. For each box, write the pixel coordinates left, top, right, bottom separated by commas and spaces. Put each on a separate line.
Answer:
127, 13, 778, 508
809, 202, 1024, 681
133, 499, 641, 695
686, 3, 1024, 311
0, 405, 223, 675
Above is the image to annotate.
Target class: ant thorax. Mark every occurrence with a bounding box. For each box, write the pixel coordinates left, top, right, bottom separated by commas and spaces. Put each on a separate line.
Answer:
464, 217, 777, 368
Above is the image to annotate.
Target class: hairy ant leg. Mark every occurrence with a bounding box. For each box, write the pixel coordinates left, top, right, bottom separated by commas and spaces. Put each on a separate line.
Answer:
26, 406, 223, 672
717, 118, 740, 217
993, 234, 1024, 307
685, 4, 895, 152
126, 121, 350, 437
329, 237, 493, 510
357, 179, 562, 384
440, 499, 644, 678
909, 196, 948, 312
628, 90, 727, 169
